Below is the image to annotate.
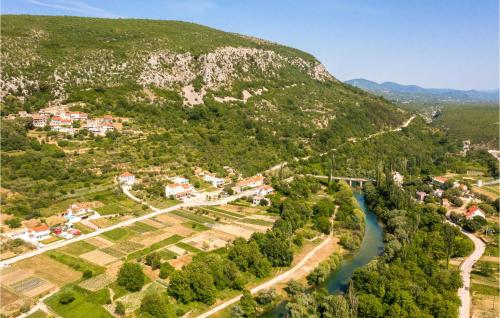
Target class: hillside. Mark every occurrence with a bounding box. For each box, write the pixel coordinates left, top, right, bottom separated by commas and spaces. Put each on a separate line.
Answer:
346, 78, 499, 103
0, 15, 407, 216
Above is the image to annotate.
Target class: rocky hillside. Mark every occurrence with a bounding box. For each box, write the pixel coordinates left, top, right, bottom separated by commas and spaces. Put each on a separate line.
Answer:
1, 15, 407, 173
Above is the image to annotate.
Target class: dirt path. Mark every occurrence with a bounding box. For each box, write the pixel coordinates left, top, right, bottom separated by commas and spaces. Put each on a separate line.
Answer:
196, 236, 333, 318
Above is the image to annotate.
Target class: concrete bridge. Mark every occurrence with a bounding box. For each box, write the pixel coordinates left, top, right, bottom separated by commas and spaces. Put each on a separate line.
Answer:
306, 174, 373, 187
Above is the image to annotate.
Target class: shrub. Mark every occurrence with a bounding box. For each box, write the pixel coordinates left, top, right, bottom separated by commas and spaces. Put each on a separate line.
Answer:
82, 270, 93, 279
159, 262, 175, 279
117, 263, 145, 292
59, 291, 75, 305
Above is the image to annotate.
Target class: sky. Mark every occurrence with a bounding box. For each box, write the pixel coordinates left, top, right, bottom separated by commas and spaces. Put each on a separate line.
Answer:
2, 0, 498, 90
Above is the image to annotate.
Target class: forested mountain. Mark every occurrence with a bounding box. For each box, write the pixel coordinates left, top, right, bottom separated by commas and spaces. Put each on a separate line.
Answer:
346, 78, 499, 103
0, 15, 409, 215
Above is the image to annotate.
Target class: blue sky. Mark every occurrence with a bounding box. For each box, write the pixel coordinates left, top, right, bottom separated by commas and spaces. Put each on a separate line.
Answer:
2, 0, 498, 90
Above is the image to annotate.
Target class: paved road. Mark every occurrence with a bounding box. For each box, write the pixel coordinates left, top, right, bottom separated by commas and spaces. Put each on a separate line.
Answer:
457, 229, 486, 318
0, 188, 255, 267
196, 236, 332, 318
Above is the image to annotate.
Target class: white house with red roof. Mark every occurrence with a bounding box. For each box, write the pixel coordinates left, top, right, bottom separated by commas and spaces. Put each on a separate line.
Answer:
237, 175, 265, 189
256, 185, 274, 196
165, 183, 194, 199
432, 176, 448, 187
9, 225, 52, 244
465, 205, 486, 220
69, 112, 88, 120
119, 172, 136, 186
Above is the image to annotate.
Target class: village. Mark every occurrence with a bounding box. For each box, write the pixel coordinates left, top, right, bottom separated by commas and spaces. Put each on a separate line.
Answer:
1, 166, 275, 255
5, 106, 117, 136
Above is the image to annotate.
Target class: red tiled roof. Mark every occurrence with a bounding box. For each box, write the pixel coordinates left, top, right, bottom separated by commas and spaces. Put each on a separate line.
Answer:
238, 175, 264, 186
433, 176, 448, 183
465, 205, 482, 218
120, 172, 134, 177
30, 224, 49, 232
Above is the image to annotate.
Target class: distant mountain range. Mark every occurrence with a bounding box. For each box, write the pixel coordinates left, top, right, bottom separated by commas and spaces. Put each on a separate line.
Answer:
345, 78, 499, 103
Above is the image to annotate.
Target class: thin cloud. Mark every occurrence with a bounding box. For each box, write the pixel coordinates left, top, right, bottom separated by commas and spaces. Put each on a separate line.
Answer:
28, 0, 123, 18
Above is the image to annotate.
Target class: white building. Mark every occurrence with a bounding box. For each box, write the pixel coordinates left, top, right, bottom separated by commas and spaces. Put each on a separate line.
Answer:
237, 175, 265, 189
203, 173, 225, 187
256, 185, 274, 196
165, 183, 194, 199
32, 114, 48, 127
171, 176, 189, 185
9, 225, 51, 244
253, 196, 264, 205
465, 205, 486, 220
118, 172, 136, 186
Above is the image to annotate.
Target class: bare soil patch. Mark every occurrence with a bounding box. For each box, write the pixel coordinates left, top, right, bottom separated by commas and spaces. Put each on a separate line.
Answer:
86, 236, 114, 248
155, 214, 182, 225
169, 254, 192, 270
0, 287, 19, 306
11, 254, 80, 287
141, 218, 165, 229
166, 245, 186, 255
234, 221, 269, 233
131, 226, 193, 246
184, 230, 232, 252
80, 250, 117, 266
213, 224, 255, 239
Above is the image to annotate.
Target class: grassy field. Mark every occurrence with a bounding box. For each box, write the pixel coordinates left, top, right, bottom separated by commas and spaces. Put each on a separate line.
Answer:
60, 241, 97, 256
100, 228, 132, 241
47, 251, 106, 276
126, 234, 184, 260
170, 210, 216, 224
45, 286, 112, 318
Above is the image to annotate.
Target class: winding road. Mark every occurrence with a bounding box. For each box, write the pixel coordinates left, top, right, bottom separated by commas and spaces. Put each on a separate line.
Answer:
457, 229, 486, 318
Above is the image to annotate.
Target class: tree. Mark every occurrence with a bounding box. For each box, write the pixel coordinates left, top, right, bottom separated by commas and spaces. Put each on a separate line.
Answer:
140, 293, 175, 318
159, 262, 175, 279
285, 280, 305, 297
255, 288, 277, 305
357, 294, 384, 318
115, 301, 125, 316
145, 252, 161, 270
82, 270, 93, 279
167, 271, 192, 303
117, 263, 145, 292
442, 223, 456, 269
5, 218, 21, 228
314, 216, 331, 234
59, 291, 75, 305
238, 290, 257, 317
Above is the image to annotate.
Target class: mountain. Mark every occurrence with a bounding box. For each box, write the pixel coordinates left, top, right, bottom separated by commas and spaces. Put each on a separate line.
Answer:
345, 78, 499, 103
0, 15, 410, 187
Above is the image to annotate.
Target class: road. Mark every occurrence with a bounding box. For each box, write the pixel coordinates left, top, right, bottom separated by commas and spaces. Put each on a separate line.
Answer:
265, 115, 416, 174
196, 236, 333, 318
457, 229, 486, 318
0, 188, 256, 267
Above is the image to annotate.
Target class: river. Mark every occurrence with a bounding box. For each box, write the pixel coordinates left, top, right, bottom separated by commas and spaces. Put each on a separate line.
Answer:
262, 192, 384, 317
325, 192, 384, 293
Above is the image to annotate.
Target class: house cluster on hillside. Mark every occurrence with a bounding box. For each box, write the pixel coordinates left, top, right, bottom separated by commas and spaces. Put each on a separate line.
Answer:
6, 107, 116, 136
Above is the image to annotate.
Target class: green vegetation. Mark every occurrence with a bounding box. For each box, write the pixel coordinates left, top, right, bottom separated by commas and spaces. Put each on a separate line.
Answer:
170, 210, 216, 224
127, 234, 183, 260
433, 103, 499, 147
1, 15, 407, 222
101, 228, 131, 241
117, 263, 146, 292
60, 241, 97, 256
45, 286, 112, 318
47, 251, 105, 275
